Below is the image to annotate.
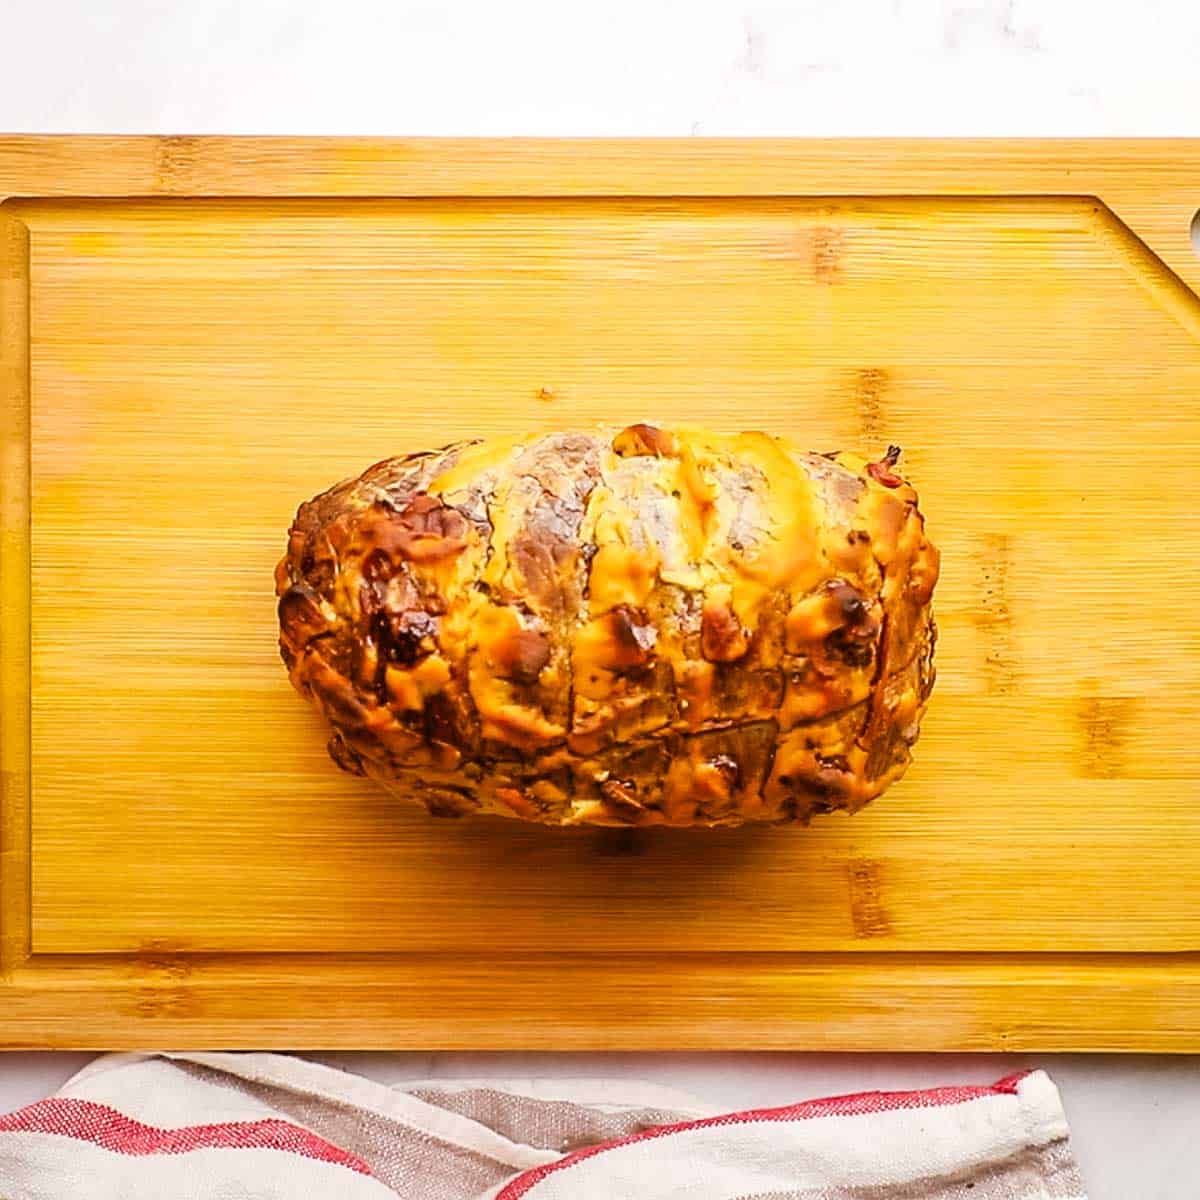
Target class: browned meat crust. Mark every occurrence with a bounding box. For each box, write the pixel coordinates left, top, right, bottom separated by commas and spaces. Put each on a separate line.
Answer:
276, 427, 939, 827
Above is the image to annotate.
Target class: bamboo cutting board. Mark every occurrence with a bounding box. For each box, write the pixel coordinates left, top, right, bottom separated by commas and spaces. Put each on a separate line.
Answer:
2, 138, 1199, 1050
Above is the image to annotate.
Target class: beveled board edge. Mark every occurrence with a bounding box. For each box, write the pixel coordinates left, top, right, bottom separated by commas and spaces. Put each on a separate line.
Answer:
1, 953, 1197, 1052
0, 135, 1197, 293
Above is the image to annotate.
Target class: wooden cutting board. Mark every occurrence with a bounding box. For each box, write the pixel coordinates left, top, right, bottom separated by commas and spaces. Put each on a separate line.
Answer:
2, 138, 1199, 1050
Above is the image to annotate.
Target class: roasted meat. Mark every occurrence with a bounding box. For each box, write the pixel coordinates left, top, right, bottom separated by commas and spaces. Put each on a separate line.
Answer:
276, 427, 939, 827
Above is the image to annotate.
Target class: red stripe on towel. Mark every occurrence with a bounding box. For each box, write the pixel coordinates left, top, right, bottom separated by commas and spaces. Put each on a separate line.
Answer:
498, 1072, 1028, 1199
0, 1097, 372, 1175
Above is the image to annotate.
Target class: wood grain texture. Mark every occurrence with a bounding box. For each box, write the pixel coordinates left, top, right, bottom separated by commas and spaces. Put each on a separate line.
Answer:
1, 139, 1199, 1048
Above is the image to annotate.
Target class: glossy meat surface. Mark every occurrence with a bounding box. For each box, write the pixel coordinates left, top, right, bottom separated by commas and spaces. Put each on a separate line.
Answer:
276, 427, 939, 826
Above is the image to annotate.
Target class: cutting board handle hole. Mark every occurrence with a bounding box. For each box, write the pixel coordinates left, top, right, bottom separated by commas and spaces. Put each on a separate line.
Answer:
1191, 208, 1200, 258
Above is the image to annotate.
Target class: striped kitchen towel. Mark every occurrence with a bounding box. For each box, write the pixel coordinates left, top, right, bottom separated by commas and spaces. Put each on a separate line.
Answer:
0, 1052, 1086, 1198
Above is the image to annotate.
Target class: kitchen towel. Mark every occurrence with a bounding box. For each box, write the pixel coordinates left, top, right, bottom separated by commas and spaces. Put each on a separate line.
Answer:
0, 1052, 1086, 1198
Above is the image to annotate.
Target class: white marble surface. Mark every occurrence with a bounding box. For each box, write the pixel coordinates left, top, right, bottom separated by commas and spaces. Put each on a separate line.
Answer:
2, 0, 1200, 136
2, 2, 1199, 1197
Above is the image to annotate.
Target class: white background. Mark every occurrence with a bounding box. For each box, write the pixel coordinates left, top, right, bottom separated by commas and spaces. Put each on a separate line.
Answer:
2, 2, 1198, 1197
